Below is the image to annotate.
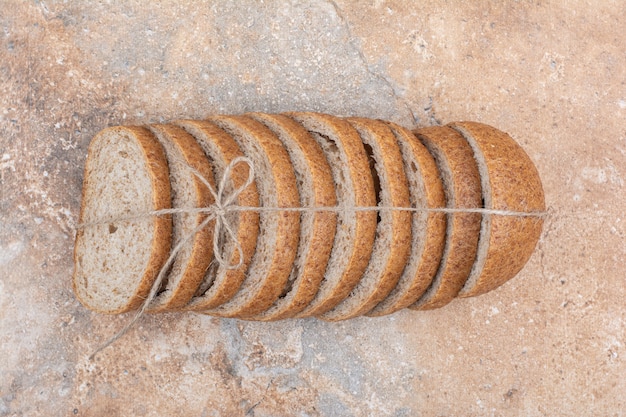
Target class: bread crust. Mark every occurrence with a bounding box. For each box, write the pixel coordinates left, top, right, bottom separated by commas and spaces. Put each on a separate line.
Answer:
73, 126, 172, 314
146, 124, 216, 312
448, 122, 545, 297
321, 118, 412, 321
286, 112, 377, 317
410, 126, 482, 310
368, 123, 447, 316
175, 120, 261, 311
243, 113, 337, 320
203, 115, 301, 317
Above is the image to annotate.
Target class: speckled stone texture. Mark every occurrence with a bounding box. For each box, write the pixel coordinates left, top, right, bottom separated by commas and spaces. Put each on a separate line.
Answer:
1, 1, 625, 415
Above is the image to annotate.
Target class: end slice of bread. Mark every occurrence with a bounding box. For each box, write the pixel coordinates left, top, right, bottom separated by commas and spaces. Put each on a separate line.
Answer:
410, 126, 482, 310
320, 118, 411, 321
367, 123, 447, 316
145, 124, 216, 312
176, 120, 261, 311
448, 122, 545, 297
73, 126, 172, 314
286, 112, 377, 317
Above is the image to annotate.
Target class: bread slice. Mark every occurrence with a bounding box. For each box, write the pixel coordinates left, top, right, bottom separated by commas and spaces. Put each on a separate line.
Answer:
243, 112, 337, 320
286, 112, 377, 317
201, 115, 301, 317
73, 126, 172, 314
320, 118, 412, 321
409, 126, 482, 310
175, 120, 261, 311
143, 124, 216, 312
448, 122, 545, 297
367, 123, 447, 316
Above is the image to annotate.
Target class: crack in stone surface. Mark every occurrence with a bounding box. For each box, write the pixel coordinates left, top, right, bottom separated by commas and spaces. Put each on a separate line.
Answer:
326, 0, 417, 125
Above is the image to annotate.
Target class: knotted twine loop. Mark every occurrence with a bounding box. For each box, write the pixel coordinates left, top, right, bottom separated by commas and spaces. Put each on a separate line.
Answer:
86, 156, 255, 360
83, 155, 547, 360
185, 155, 255, 270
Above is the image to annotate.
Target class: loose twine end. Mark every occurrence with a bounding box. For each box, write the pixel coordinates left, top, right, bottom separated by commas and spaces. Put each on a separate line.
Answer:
84, 156, 254, 360
80, 155, 547, 360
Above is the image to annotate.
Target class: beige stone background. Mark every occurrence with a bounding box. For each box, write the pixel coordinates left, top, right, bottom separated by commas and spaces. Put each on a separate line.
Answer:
1, 1, 625, 415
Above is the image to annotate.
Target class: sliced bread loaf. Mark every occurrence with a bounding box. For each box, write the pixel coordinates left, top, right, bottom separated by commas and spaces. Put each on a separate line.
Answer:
410, 126, 482, 310
202, 115, 301, 317
367, 123, 447, 316
448, 122, 545, 297
243, 112, 337, 321
73, 126, 172, 314
286, 112, 377, 317
175, 120, 261, 311
145, 124, 216, 312
320, 118, 412, 321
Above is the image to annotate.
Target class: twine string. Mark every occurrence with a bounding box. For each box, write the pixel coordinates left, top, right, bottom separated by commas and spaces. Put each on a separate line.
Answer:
82, 156, 547, 360
87, 213, 217, 360
86, 156, 255, 360
178, 156, 255, 270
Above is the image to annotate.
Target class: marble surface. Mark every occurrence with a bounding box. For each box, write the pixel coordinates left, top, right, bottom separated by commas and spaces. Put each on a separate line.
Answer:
1, 1, 625, 415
